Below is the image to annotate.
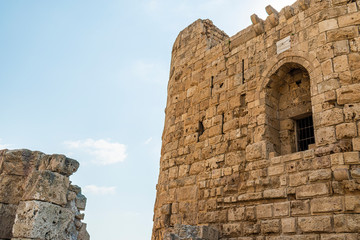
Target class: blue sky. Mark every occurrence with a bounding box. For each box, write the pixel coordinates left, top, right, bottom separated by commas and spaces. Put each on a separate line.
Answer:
0, 1, 291, 239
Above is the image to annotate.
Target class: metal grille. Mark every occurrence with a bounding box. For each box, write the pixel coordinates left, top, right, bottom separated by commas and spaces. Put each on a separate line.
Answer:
296, 115, 315, 151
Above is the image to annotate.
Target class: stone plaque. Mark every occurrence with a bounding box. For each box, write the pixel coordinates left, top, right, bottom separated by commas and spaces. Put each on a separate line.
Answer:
277, 36, 291, 54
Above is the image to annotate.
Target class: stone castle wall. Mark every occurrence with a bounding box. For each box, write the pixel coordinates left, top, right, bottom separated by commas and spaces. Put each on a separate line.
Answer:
153, 0, 360, 239
0, 149, 89, 240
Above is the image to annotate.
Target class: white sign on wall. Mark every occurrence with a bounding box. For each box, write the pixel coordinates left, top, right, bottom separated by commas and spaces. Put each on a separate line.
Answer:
276, 36, 291, 54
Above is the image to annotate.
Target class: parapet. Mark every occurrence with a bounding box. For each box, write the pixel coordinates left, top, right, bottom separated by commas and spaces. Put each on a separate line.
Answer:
0, 149, 89, 240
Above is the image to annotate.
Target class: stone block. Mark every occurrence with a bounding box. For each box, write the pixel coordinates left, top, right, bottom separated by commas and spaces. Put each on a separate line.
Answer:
273, 202, 289, 217
296, 183, 329, 199
344, 103, 360, 121
317, 108, 344, 126
353, 138, 360, 151
12, 201, 74, 239
282, 218, 296, 233
222, 223, 242, 236
351, 168, 360, 178
349, 53, 360, 71
344, 152, 360, 164
176, 186, 197, 201
311, 196, 343, 213
228, 207, 245, 221
338, 11, 360, 28
261, 219, 280, 233
334, 40, 349, 56
333, 55, 349, 72
316, 127, 336, 146
0, 175, 24, 204
39, 155, 79, 177
298, 216, 332, 232
337, 83, 360, 105
330, 153, 344, 165
319, 19, 338, 33
256, 204, 273, 219
0, 203, 17, 239
333, 167, 350, 181
318, 78, 340, 93
345, 195, 360, 212
243, 221, 260, 235
22, 170, 69, 206
320, 233, 358, 240
246, 141, 266, 160
291, 200, 310, 216
263, 188, 286, 199
309, 169, 331, 182
336, 123, 357, 139
289, 172, 308, 187
327, 26, 359, 42
334, 214, 360, 232
268, 164, 285, 176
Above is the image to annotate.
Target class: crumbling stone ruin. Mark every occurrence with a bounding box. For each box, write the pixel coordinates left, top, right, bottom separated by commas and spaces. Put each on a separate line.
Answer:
0, 149, 89, 240
153, 0, 360, 239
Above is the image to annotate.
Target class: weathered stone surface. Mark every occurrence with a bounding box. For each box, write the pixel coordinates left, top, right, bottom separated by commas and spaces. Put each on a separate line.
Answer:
0, 149, 89, 240
296, 183, 329, 199
0, 203, 17, 239
298, 216, 332, 232
0, 175, 24, 204
39, 154, 79, 177
78, 223, 90, 240
22, 170, 69, 206
311, 196, 343, 213
334, 214, 360, 232
337, 84, 360, 105
12, 201, 74, 239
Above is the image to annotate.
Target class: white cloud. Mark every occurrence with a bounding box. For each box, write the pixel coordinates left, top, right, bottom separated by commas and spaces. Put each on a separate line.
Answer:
83, 185, 116, 195
131, 60, 168, 85
0, 139, 11, 149
64, 138, 127, 165
144, 137, 153, 145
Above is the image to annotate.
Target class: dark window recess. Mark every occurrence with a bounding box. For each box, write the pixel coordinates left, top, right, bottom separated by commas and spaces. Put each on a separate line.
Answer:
210, 76, 214, 96
240, 94, 246, 107
296, 115, 315, 151
197, 121, 204, 142
221, 113, 224, 134
242, 59, 245, 84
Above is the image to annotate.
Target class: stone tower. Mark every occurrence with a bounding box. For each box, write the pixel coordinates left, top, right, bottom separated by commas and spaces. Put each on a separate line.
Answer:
153, 0, 360, 239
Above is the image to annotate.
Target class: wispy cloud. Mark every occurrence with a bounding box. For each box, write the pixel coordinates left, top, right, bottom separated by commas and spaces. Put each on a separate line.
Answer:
83, 185, 116, 195
64, 138, 127, 165
131, 60, 168, 85
144, 137, 153, 145
0, 139, 11, 149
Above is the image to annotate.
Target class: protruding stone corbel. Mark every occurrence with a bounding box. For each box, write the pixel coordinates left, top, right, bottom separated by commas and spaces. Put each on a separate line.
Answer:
284, 6, 295, 19
266, 5, 279, 15
299, 0, 310, 11
251, 14, 264, 36
265, 5, 279, 27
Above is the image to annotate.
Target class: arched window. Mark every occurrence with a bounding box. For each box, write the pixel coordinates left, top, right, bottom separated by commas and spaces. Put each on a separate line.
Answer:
265, 63, 314, 155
